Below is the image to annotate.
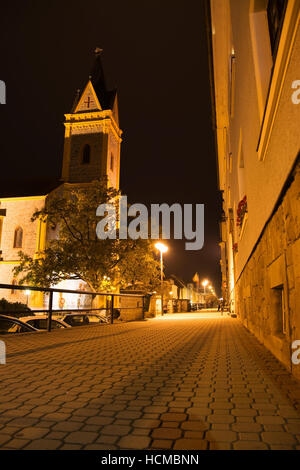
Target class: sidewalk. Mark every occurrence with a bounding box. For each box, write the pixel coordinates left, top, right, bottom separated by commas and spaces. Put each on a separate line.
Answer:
0, 312, 300, 450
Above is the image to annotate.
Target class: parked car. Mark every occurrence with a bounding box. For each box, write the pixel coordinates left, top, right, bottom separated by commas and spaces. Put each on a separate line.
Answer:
0, 314, 38, 335
21, 315, 71, 330
55, 313, 108, 327
86, 314, 108, 324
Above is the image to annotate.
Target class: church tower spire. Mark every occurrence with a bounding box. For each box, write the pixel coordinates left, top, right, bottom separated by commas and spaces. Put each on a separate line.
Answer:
90, 47, 107, 97
61, 49, 122, 189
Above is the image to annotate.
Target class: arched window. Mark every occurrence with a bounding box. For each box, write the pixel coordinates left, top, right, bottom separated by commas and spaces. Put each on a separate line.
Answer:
82, 144, 91, 164
13, 227, 23, 248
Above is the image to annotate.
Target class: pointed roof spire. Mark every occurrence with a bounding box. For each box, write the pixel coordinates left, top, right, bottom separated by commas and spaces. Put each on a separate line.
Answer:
70, 48, 118, 115
90, 47, 107, 102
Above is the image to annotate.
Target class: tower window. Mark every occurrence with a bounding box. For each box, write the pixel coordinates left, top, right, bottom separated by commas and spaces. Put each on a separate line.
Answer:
267, 0, 287, 57
82, 144, 91, 164
110, 153, 114, 171
13, 227, 23, 248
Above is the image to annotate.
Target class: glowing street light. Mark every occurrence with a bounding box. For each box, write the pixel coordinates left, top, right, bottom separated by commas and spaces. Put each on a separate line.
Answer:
155, 242, 168, 254
202, 279, 209, 294
155, 242, 168, 315
25, 289, 30, 306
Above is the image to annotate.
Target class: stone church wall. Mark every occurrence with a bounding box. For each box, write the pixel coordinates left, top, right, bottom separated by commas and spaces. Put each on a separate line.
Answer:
107, 133, 119, 189
236, 159, 300, 379
0, 263, 28, 304
0, 197, 45, 304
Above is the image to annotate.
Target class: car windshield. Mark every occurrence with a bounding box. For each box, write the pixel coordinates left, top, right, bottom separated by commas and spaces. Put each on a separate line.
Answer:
27, 319, 64, 330
63, 315, 89, 326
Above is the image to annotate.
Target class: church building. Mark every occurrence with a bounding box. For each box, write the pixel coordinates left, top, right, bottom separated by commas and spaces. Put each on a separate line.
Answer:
0, 49, 122, 308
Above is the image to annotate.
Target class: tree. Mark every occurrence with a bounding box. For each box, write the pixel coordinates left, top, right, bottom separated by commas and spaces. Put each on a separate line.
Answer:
0, 298, 31, 318
14, 180, 161, 293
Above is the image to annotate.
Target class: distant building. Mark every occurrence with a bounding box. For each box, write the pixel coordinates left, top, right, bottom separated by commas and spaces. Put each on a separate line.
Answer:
147, 276, 205, 315
186, 283, 205, 306
208, 1, 300, 376
0, 50, 122, 308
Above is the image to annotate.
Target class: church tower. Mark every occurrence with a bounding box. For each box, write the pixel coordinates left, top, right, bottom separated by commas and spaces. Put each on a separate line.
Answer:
61, 49, 122, 189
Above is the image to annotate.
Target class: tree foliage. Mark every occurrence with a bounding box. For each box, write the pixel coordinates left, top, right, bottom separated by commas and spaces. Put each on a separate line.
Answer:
14, 180, 161, 293
0, 298, 31, 317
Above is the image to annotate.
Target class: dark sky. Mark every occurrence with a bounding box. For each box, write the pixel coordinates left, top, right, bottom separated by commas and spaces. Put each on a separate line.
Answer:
0, 0, 221, 295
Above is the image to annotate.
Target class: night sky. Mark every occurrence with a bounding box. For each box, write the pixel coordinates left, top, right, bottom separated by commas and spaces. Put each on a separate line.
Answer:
0, 0, 222, 295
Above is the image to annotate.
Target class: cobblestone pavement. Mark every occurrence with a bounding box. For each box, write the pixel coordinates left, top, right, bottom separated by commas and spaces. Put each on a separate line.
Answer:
1, 311, 300, 450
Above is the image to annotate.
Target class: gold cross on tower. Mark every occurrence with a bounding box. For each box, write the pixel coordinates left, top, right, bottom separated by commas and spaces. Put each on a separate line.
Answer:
84, 96, 91, 108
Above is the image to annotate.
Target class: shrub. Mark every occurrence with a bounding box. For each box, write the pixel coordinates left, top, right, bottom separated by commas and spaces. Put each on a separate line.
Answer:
0, 298, 31, 318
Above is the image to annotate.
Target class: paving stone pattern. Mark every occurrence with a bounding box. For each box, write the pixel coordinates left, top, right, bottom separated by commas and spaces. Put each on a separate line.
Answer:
0, 312, 300, 450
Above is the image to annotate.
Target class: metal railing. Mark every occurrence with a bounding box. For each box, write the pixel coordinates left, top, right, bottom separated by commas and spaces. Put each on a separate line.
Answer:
0, 283, 146, 332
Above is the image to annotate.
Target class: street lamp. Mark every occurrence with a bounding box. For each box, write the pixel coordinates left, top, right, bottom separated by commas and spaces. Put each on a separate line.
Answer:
155, 242, 168, 315
202, 279, 209, 294
25, 290, 30, 306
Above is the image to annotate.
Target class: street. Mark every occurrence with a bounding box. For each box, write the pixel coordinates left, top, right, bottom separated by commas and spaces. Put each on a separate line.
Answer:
0, 311, 300, 450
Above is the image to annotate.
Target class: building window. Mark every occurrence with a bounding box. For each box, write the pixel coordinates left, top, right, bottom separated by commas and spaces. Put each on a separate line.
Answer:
229, 53, 236, 118
238, 147, 246, 202
228, 208, 234, 234
0, 217, 3, 248
249, 2, 274, 122
267, 0, 287, 57
82, 144, 91, 164
110, 153, 114, 171
13, 227, 23, 248
272, 285, 286, 335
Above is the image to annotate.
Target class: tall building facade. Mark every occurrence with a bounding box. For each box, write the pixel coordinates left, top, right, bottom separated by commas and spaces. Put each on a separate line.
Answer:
208, 0, 300, 377
0, 50, 122, 307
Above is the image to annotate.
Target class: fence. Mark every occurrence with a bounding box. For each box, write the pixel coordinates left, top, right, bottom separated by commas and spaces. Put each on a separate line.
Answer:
0, 283, 146, 332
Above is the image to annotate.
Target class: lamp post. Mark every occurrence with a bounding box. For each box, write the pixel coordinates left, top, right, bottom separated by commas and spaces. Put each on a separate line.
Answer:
25, 290, 30, 307
202, 279, 209, 294
155, 242, 168, 315
202, 280, 209, 309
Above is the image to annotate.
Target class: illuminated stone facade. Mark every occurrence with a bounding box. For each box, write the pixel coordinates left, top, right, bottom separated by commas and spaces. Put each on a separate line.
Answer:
208, 0, 300, 374
0, 52, 122, 308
